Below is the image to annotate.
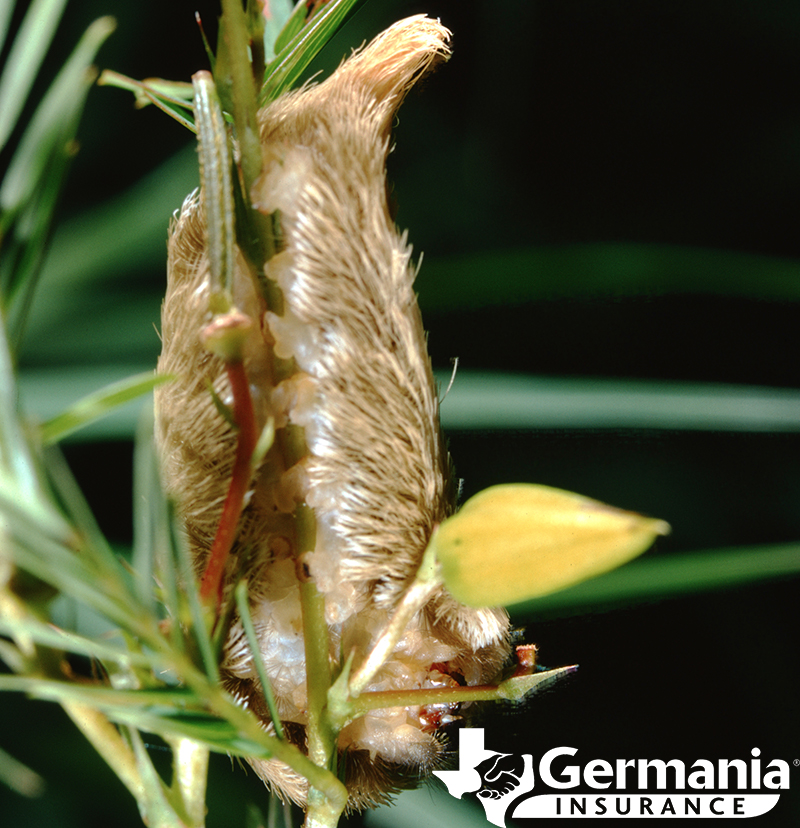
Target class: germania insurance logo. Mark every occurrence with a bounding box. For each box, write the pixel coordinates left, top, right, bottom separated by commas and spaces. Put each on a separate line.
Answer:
434, 729, 790, 825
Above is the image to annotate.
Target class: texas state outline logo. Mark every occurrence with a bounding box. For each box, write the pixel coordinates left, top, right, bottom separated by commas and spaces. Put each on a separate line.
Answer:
434, 728, 535, 827
433, 728, 789, 825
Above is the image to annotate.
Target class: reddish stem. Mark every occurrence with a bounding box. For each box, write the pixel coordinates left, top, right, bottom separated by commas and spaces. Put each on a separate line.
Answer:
200, 359, 258, 607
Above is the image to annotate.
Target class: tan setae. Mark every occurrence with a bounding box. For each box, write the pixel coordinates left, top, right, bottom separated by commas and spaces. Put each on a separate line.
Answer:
155, 15, 511, 810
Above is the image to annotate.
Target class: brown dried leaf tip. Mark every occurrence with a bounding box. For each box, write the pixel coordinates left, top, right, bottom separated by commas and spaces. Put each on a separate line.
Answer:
156, 16, 511, 810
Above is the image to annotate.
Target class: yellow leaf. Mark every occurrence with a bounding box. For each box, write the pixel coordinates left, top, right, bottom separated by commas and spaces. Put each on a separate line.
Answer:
433, 483, 669, 607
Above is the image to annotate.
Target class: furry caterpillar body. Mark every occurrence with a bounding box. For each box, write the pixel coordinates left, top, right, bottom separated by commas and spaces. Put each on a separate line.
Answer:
155, 16, 511, 810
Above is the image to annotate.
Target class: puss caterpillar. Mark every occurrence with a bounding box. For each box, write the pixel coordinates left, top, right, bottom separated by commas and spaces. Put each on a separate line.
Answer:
155, 15, 511, 810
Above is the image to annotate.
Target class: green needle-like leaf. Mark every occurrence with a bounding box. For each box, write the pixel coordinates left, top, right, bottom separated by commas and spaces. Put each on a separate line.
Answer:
0, 744, 45, 798
267, 0, 301, 61
235, 579, 285, 739
0, 15, 116, 345
0, 0, 15, 58
0, 15, 115, 221
0, 676, 198, 709
192, 71, 236, 306
0, 310, 42, 501
0, 0, 68, 152
0, 615, 151, 668
97, 71, 196, 132
261, 0, 364, 103
40, 371, 172, 445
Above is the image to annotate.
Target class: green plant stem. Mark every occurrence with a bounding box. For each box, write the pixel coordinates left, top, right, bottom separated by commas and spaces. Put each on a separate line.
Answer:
61, 701, 143, 800
352, 685, 504, 711
169, 738, 209, 828
296, 501, 343, 827
217, 0, 279, 295
197, 681, 346, 821
348, 543, 440, 698
127, 728, 191, 828
218, 0, 262, 198
345, 666, 577, 716
347, 577, 440, 698
299, 576, 333, 765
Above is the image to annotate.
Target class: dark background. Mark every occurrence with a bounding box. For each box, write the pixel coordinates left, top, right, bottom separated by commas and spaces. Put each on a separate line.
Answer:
2, 1, 799, 825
